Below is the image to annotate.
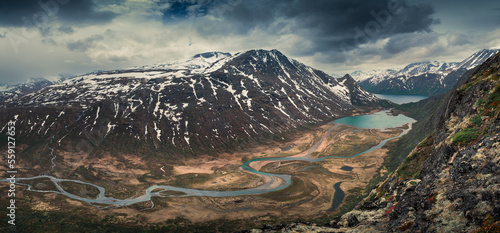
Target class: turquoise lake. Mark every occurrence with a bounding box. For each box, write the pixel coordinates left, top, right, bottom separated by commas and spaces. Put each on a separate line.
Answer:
374, 94, 429, 105
333, 110, 416, 129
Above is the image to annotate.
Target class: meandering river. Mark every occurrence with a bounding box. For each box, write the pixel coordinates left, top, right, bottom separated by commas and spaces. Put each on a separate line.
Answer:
1, 110, 416, 209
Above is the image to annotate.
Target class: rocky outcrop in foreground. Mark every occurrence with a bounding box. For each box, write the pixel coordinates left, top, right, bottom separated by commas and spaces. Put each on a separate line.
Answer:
251, 53, 500, 232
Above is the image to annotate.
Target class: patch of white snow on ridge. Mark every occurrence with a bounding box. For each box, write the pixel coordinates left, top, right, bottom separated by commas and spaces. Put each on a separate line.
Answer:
205, 77, 219, 99
105, 122, 116, 137
79, 72, 169, 80
203, 53, 239, 74
0, 85, 11, 92
240, 80, 252, 109
93, 106, 100, 125
114, 103, 120, 118
154, 122, 162, 141
259, 123, 273, 133
226, 84, 244, 110
328, 83, 350, 103
153, 93, 162, 118
184, 120, 190, 146
276, 101, 291, 118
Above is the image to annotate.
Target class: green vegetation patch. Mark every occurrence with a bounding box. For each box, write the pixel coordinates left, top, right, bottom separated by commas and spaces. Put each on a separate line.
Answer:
453, 82, 500, 146
471, 114, 483, 126
169, 173, 213, 188
452, 128, 480, 146
397, 134, 434, 179
476, 85, 500, 117
338, 187, 364, 214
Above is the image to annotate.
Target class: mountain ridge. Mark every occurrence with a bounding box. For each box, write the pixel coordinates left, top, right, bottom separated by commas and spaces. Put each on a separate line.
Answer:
0, 49, 385, 163
334, 48, 500, 232
351, 49, 500, 96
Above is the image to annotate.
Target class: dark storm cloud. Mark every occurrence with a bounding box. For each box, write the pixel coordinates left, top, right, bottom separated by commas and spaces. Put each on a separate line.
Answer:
213, 1, 279, 32
199, 0, 439, 59
0, 0, 117, 27
56, 0, 117, 25
161, 0, 213, 20
383, 33, 439, 54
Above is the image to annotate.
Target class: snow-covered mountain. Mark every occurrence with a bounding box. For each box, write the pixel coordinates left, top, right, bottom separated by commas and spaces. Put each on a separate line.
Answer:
0, 77, 57, 103
352, 49, 500, 95
456, 49, 500, 70
0, 49, 384, 158
135, 51, 232, 71
0, 74, 74, 103
349, 69, 396, 82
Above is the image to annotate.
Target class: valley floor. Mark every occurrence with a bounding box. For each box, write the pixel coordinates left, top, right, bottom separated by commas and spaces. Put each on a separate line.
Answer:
0, 120, 408, 232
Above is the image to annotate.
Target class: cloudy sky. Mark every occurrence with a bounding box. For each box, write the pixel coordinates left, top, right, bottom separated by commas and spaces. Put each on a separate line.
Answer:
0, 0, 499, 84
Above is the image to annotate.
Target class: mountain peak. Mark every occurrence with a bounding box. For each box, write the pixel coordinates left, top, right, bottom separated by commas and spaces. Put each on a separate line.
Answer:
342, 74, 354, 80
192, 51, 231, 59
25, 77, 50, 83
134, 51, 234, 72
244, 49, 283, 56
457, 48, 500, 70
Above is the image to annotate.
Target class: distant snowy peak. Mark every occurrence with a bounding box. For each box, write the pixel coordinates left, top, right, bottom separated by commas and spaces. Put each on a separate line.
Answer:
456, 49, 500, 70
0, 77, 57, 102
192, 51, 231, 60
396, 61, 458, 77
351, 49, 500, 84
351, 70, 396, 82
350, 61, 457, 83
0, 84, 9, 92
353, 49, 500, 96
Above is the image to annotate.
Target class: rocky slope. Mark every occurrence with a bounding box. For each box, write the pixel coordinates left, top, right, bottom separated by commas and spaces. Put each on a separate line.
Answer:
250, 52, 500, 233
0, 49, 384, 163
354, 49, 500, 96
335, 51, 500, 232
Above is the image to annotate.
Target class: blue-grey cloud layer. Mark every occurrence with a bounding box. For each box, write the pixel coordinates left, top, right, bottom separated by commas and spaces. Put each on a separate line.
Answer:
1, 0, 497, 84
158, 0, 439, 60
0, 0, 117, 27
